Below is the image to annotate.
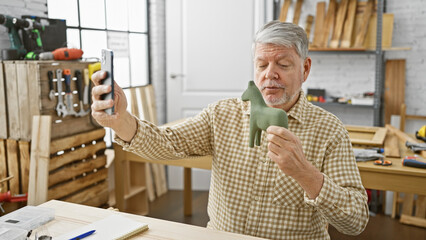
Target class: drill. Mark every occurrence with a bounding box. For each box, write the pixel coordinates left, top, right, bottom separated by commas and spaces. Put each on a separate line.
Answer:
13, 17, 45, 60
0, 14, 27, 60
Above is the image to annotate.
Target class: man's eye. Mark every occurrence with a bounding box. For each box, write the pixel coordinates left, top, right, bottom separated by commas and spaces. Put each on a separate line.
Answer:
258, 65, 267, 69
279, 64, 289, 68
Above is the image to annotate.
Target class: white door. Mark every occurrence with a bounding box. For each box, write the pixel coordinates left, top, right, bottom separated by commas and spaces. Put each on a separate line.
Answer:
166, 0, 266, 190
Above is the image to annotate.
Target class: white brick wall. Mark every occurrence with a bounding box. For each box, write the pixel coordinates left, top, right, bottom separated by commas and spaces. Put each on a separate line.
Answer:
0, 0, 47, 49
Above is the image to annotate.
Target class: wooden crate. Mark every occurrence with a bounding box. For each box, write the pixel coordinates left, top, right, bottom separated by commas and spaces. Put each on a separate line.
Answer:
47, 128, 109, 207
0, 139, 31, 195
0, 62, 7, 139
3, 60, 100, 141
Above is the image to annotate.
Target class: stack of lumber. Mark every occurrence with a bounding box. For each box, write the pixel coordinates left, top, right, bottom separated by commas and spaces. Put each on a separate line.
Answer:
277, 0, 394, 50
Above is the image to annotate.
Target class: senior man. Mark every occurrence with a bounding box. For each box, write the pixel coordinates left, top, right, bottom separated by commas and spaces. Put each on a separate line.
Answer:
91, 21, 369, 240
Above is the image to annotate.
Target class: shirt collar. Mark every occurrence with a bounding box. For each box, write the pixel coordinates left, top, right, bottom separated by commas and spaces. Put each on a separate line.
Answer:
241, 90, 307, 125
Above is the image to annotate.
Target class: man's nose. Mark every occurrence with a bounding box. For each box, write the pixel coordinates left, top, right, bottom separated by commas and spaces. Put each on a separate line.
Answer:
265, 64, 278, 80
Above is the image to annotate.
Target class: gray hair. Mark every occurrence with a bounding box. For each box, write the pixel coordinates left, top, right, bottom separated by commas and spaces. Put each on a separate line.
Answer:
253, 20, 309, 60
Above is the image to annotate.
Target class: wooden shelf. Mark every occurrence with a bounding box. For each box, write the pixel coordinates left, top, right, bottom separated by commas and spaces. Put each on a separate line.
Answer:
309, 46, 411, 52
124, 186, 147, 200
311, 102, 374, 109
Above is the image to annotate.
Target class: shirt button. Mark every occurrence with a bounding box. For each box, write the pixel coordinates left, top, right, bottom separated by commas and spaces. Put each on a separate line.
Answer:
254, 196, 260, 201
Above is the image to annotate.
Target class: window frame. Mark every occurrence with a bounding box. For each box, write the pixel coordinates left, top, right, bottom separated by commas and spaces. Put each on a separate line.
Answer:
60, 0, 152, 88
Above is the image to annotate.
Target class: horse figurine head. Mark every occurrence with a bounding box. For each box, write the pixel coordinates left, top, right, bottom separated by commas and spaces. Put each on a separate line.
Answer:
242, 81, 288, 147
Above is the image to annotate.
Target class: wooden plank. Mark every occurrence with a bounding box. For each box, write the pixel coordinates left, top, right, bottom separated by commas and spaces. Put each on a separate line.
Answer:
0, 139, 8, 191
384, 59, 405, 125
305, 15, 314, 42
16, 62, 32, 141
6, 139, 19, 194
364, 13, 394, 50
401, 193, 415, 216
62, 180, 109, 207
113, 143, 126, 211
4, 62, 20, 140
353, 0, 374, 47
145, 161, 155, 202
184, 167, 192, 216
18, 141, 30, 193
50, 128, 105, 154
0, 61, 8, 138
415, 195, 426, 218
139, 87, 151, 121
292, 0, 304, 25
279, 0, 292, 22
49, 141, 106, 171
340, 0, 357, 48
48, 167, 108, 200
319, 0, 336, 48
384, 131, 400, 158
26, 62, 41, 118
400, 103, 407, 132
130, 88, 140, 117
49, 155, 106, 187
385, 125, 426, 157
312, 2, 326, 47
400, 214, 426, 228
330, 0, 348, 48
28, 115, 52, 206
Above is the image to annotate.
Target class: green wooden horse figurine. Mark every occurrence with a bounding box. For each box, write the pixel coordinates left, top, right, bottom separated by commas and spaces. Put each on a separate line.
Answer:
242, 81, 288, 148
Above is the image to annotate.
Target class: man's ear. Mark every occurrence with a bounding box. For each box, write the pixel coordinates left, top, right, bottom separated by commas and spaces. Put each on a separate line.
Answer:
303, 57, 312, 83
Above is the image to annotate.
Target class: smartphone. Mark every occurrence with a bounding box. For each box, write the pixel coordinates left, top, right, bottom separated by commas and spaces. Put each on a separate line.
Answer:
101, 49, 114, 115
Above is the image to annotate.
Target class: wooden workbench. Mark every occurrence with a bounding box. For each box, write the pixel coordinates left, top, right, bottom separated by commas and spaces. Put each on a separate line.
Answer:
114, 121, 426, 215
34, 200, 265, 239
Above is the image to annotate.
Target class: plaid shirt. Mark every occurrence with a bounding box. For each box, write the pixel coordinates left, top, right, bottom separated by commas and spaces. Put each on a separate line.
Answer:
116, 92, 369, 240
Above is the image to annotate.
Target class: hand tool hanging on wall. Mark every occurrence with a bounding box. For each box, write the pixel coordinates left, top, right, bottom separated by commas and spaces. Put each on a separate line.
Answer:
83, 69, 90, 105
63, 69, 77, 117
55, 69, 67, 117
75, 70, 90, 117
47, 70, 55, 101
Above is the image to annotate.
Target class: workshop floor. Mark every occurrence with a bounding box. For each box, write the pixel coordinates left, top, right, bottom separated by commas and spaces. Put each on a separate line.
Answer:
147, 190, 426, 240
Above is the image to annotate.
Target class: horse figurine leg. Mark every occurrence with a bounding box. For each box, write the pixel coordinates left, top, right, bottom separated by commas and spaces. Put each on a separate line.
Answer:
255, 129, 262, 146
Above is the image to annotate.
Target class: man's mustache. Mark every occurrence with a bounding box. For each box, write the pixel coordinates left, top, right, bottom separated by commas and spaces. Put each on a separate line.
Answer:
260, 80, 285, 91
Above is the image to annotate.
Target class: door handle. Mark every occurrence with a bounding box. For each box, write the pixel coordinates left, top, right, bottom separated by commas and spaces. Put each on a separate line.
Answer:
170, 73, 185, 79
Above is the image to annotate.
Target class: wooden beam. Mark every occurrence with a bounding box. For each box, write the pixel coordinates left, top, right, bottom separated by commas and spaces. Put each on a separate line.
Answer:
330, 0, 349, 48
18, 141, 30, 193
279, 0, 292, 22
319, 0, 336, 48
305, 15, 314, 42
400, 214, 426, 228
48, 155, 106, 187
386, 124, 426, 158
354, 0, 374, 47
0, 139, 7, 191
312, 2, 326, 47
28, 115, 52, 206
292, 0, 304, 25
340, 0, 357, 48
50, 128, 105, 154
6, 139, 19, 194
48, 168, 107, 200
49, 141, 106, 171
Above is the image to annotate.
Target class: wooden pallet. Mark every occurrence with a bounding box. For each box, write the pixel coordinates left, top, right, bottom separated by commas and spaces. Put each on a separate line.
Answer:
2, 60, 99, 141
28, 116, 108, 208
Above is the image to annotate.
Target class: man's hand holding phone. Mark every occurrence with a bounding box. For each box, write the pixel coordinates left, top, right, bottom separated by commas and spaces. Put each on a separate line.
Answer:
91, 50, 137, 142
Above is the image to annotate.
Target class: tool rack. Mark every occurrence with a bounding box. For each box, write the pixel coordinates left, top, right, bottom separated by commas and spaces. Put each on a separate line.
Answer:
0, 60, 108, 213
